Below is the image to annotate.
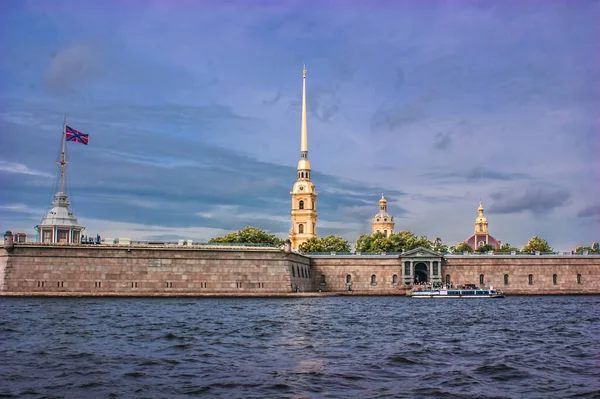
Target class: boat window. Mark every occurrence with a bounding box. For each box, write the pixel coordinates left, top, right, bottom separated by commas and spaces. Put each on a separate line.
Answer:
504, 274, 509, 285
553, 274, 557, 285
577, 274, 582, 284
528, 274, 533, 285
479, 274, 484, 285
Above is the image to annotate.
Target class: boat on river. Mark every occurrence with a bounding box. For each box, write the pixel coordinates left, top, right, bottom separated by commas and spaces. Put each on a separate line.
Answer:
411, 286, 505, 298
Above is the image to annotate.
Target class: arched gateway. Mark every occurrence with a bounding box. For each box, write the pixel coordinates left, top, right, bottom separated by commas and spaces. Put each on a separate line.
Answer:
400, 247, 443, 285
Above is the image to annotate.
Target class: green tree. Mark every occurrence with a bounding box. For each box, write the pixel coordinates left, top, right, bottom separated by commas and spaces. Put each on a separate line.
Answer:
431, 237, 448, 253
208, 226, 284, 246
355, 233, 396, 253
298, 235, 351, 253
496, 242, 518, 253
476, 244, 496, 253
574, 245, 593, 254
455, 242, 474, 253
521, 236, 552, 253
593, 242, 600, 253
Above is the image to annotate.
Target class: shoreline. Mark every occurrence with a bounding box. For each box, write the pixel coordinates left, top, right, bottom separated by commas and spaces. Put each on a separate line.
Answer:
1, 291, 598, 298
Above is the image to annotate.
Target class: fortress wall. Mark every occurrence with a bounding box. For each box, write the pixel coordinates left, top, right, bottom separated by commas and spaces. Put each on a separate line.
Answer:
1, 245, 312, 294
310, 257, 408, 294
442, 256, 600, 294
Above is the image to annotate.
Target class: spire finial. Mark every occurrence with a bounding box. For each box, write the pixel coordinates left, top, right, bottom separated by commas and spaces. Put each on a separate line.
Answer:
300, 64, 308, 154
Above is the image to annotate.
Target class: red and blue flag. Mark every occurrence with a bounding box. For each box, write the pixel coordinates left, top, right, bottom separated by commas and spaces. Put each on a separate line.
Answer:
65, 125, 89, 145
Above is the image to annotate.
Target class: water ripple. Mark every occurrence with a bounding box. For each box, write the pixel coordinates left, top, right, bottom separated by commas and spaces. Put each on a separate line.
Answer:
1, 296, 599, 398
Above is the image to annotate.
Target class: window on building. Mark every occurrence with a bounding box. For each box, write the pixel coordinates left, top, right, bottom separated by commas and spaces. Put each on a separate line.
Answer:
577, 274, 582, 284
296, 266, 300, 277
480, 274, 484, 285
445, 274, 451, 285
43, 230, 52, 243
320, 274, 326, 284
553, 274, 557, 285
528, 274, 533, 285
312, 200, 315, 209
299, 200, 304, 210
346, 274, 351, 284
392, 274, 398, 284
433, 262, 439, 276
383, 230, 387, 236
371, 274, 376, 285
405, 262, 411, 276
504, 274, 509, 285
298, 224, 304, 234
291, 266, 295, 277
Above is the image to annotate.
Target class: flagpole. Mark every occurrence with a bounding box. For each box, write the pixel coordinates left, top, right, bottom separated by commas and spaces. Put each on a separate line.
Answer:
59, 119, 68, 193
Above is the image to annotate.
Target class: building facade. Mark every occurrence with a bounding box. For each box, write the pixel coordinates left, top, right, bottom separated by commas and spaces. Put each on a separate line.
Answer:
289, 66, 317, 249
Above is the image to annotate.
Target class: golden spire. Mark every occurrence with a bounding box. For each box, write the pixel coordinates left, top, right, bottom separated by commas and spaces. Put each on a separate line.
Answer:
475, 201, 488, 234
379, 193, 387, 211
300, 64, 308, 154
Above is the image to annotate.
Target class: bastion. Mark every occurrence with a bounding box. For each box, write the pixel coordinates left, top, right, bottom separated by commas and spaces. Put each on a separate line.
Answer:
2, 240, 599, 296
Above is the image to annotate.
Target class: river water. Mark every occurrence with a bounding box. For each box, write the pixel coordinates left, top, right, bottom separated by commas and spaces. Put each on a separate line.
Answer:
1, 296, 598, 398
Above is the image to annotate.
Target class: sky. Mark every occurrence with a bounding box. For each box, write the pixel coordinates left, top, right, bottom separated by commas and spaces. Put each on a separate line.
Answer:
0, 0, 598, 251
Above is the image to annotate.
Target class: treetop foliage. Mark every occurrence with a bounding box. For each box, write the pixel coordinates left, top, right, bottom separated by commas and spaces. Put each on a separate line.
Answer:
208, 226, 284, 246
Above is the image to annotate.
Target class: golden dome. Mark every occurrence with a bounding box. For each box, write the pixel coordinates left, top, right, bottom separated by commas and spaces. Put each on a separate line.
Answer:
379, 193, 387, 205
297, 159, 311, 170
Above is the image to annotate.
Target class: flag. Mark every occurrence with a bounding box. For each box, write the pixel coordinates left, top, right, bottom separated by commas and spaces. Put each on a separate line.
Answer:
65, 125, 89, 145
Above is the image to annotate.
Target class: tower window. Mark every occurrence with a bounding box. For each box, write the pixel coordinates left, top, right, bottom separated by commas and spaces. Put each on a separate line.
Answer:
553, 274, 557, 285
298, 224, 304, 234
301, 172, 304, 178
312, 200, 315, 209
383, 230, 387, 236
299, 200, 304, 210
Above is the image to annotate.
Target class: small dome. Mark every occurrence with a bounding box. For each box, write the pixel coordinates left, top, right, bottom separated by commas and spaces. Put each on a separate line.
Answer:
379, 194, 387, 205
297, 159, 311, 170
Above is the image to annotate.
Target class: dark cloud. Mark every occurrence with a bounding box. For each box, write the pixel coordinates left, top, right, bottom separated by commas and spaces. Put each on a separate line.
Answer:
262, 90, 282, 105
422, 167, 529, 183
489, 187, 570, 214
433, 132, 452, 149
577, 204, 600, 218
370, 101, 426, 132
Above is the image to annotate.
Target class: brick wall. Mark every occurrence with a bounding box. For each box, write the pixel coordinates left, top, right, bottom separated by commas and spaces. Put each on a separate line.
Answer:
311, 256, 408, 294
442, 255, 600, 294
1, 245, 311, 294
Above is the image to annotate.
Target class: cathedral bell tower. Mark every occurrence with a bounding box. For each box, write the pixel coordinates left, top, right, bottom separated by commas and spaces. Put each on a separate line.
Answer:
289, 65, 317, 250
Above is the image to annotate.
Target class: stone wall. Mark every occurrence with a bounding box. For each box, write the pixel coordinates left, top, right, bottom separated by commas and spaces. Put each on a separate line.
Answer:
442, 255, 600, 294
310, 256, 408, 295
2, 244, 599, 296
0, 244, 312, 294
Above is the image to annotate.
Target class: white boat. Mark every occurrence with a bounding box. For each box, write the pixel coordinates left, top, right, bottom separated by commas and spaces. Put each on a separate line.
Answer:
411, 285, 505, 298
